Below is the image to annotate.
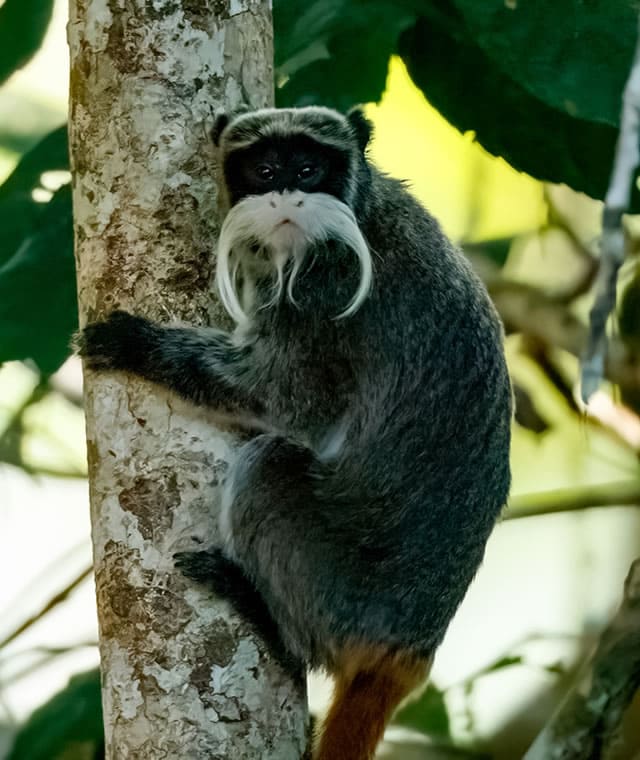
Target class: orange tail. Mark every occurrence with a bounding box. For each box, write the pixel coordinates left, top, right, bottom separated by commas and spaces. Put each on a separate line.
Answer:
313, 645, 431, 760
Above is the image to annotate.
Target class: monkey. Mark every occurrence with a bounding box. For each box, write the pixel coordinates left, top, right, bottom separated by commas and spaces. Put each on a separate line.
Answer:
76, 105, 512, 760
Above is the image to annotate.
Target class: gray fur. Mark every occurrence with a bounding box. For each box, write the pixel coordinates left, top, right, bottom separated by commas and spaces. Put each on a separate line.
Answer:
78, 106, 512, 671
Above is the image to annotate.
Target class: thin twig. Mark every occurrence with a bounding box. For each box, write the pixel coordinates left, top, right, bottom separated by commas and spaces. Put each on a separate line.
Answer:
0, 369, 86, 477
446, 632, 583, 693
505, 481, 640, 520
0, 565, 93, 650
581, 19, 640, 402
0, 643, 98, 687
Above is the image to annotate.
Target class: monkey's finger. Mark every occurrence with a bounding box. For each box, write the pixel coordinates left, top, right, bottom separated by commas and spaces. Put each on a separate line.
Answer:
173, 549, 227, 582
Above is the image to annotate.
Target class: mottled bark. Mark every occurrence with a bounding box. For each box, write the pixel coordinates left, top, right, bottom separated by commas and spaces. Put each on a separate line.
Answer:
524, 559, 640, 760
67, 1, 308, 757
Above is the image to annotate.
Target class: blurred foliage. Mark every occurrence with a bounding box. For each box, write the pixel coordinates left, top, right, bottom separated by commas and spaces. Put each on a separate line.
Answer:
0, 128, 72, 373
2, 1, 640, 759
7, 669, 103, 760
393, 683, 450, 739
0, 182, 76, 374
0, 0, 54, 87
450, 0, 633, 127
275, 0, 416, 109
0, 126, 68, 269
618, 267, 640, 410
398, 14, 617, 203
275, 0, 636, 201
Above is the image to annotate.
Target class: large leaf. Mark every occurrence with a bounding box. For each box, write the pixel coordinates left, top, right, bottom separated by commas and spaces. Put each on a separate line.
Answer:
274, 0, 344, 68
398, 8, 619, 202
0, 183, 77, 374
275, 0, 634, 203
0, 125, 69, 269
7, 668, 103, 760
0, 0, 55, 86
275, 0, 417, 109
451, 0, 636, 127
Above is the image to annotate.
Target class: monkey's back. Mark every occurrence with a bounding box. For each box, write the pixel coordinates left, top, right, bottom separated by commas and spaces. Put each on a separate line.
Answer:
312, 168, 511, 657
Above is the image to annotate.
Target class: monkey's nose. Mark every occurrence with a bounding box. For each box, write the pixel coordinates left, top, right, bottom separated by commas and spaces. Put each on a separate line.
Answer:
295, 199, 304, 208
269, 194, 277, 209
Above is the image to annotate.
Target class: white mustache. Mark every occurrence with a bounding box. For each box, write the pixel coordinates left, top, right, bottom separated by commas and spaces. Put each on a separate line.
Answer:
216, 191, 373, 324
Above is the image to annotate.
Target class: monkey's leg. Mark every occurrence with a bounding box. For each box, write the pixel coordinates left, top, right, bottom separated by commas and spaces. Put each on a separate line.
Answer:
177, 435, 328, 675
76, 310, 259, 411
224, 435, 432, 759
220, 433, 345, 667
174, 548, 301, 674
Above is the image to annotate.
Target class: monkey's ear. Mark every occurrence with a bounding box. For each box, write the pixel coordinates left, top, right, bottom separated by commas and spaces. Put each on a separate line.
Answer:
210, 104, 253, 147
347, 107, 373, 152
210, 112, 231, 147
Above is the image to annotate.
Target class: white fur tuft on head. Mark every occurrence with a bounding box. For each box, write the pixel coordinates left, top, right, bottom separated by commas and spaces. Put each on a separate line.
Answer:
216, 192, 372, 324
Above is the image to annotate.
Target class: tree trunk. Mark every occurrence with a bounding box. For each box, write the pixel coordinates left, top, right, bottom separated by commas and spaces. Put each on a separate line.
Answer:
67, 1, 309, 757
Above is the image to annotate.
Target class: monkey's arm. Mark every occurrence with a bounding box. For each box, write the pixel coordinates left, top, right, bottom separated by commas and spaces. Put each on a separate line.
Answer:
76, 310, 261, 413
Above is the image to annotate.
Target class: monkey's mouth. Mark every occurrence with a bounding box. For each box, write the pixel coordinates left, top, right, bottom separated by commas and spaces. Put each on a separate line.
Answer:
270, 218, 304, 240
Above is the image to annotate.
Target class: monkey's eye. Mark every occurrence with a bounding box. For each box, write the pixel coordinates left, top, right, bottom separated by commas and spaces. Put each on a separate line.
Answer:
255, 164, 275, 181
297, 164, 317, 180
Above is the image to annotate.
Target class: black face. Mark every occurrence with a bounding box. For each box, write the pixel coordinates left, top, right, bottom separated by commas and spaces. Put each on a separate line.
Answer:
224, 135, 351, 206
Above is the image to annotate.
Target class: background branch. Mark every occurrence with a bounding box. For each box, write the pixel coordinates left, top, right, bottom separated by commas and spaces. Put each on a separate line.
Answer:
506, 481, 640, 521
581, 18, 640, 401
524, 558, 640, 759
0, 565, 92, 651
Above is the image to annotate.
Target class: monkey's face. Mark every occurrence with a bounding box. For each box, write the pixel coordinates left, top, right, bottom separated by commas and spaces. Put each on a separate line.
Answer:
213, 107, 373, 323
221, 135, 352, 250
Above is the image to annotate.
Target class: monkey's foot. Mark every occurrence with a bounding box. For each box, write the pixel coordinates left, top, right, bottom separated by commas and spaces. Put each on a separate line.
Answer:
173, 548, 240, 592
174, 548, 303, 674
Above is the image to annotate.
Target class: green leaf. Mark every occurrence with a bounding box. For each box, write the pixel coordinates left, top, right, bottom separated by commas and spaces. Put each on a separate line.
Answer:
275, 0, 631, 203
275, 0, 416, 109
392, 683, 450, 739
0, 183, 77, 375
7, 668, 103, 760
543, 662, 567, 676
451, 0, 637, 127
481, 655, 523, 673
398, 11, 619, 201
0, 125, 69, 270
0, 0, 55, 86
274, 0, 344, 69
0, 127, 75, 375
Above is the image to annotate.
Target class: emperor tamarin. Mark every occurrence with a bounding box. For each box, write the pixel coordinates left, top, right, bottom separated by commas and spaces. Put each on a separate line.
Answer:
77, 105, 512, 760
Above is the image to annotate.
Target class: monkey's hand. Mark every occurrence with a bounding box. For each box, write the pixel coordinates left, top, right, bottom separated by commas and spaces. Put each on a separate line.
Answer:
75, 310, 160, 374
75, 311, 260, 412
